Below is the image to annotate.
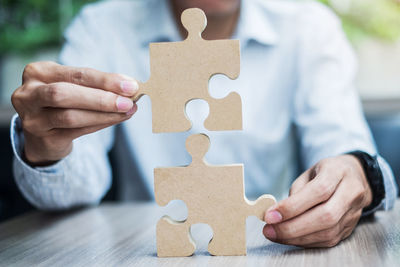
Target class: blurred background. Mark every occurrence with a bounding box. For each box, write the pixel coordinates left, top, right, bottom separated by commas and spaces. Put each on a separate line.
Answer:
0, 0, 399, 221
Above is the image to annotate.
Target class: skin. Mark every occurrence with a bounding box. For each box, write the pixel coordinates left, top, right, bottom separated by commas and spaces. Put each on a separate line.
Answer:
264, 155, 372, 248
11, 0, 373, 247
11, 62, 139, 166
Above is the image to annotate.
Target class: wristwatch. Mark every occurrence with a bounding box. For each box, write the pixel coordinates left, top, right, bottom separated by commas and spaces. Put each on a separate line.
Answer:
347, 150, 385, 213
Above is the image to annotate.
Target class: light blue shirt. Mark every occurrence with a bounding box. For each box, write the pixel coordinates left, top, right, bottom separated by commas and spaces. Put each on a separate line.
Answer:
10, 0, 397, 211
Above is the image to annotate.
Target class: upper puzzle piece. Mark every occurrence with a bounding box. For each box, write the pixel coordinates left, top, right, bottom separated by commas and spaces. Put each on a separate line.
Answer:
133, 8, 242, 133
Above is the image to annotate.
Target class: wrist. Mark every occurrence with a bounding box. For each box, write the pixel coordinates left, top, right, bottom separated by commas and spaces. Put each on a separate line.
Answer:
363, 175, 373, 209
23, 131, 72, 167
347, 154, 373, 208
346, 151, 385, 213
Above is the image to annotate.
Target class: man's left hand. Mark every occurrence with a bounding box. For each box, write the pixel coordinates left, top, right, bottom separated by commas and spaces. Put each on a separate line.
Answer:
263, 155, 373, 247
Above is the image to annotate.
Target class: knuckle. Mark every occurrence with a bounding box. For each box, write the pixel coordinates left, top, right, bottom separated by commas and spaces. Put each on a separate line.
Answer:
276, 223, 294, 239
289, 178, 305, 195
316, 158, 332, 170
11, 84, 35, 112
46, 83, 65, 105
70, 68, 87, 84
22, 62, 39, 81
22, 61, 56, 82
313, 180, 334, 201
98, 91, 115, 111
11, 87, 23, 109
320, 207, 340, 227
317, 158, 341, 176
52, 110, 74, 127
61, 110, 75, 126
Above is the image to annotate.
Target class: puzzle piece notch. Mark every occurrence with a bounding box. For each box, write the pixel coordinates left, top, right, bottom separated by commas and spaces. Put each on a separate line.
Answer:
154, 134, 276, 256
133, 8, 242, 133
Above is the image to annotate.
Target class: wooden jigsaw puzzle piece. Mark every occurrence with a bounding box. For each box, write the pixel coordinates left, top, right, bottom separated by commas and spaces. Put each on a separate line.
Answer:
154, 133, 210, 208
204, 92, 242, 131
244, 195, 277, 221
207, 220, 247, 256
137, 79, 192, 133
156, 216, 195, 257
133, 8, 241, 133
207, 194, 276, 256
154, 134, 276, 256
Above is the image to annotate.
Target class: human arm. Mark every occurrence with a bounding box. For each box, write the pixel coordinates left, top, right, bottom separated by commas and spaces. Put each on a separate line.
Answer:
10, 6, 138, 210
262, 3, 397, 247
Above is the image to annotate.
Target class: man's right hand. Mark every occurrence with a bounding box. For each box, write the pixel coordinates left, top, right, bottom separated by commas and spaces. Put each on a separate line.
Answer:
11, 61, 138, 166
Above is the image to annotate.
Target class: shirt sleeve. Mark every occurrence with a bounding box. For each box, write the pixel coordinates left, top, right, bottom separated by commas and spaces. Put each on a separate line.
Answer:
10, 5, 115, 210
293, 4, 398, 212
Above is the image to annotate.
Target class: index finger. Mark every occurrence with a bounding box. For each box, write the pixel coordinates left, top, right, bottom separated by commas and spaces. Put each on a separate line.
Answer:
265, 168, 343, 224
25, 61, 138, 97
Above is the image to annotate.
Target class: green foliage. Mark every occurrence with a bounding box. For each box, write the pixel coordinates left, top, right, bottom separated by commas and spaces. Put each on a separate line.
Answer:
1, 0, 399, 55
317, 0, 400, 42
0, 0, 95, 55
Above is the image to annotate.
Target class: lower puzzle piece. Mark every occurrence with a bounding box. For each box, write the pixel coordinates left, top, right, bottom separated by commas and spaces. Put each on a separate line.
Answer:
154, 134, 276, 256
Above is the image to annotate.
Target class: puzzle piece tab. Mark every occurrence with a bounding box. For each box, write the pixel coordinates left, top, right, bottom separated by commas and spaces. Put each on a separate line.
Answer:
133, 8, 242, 133
154, 134, 276, 256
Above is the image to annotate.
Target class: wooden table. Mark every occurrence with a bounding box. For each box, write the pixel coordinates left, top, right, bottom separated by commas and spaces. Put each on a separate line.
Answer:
0, 200, 399, 266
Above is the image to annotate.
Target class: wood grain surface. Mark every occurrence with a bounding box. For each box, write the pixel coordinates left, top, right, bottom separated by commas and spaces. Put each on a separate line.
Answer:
0, 200, 399, 266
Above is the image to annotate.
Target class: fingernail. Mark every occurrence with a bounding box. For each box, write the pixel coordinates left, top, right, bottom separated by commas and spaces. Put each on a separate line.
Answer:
116, 96, 133, 111
120, 80, 138, 95
126, 103, 137, 116
265, 210, 282, 224
264, 225, 277, 240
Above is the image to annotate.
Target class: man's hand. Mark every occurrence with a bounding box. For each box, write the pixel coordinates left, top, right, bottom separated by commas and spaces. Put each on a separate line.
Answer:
12, 61, 139, 165
263, 155, 373, 247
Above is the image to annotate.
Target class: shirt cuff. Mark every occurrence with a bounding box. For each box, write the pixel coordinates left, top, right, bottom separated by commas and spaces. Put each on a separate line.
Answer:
10, 114, 71, 175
